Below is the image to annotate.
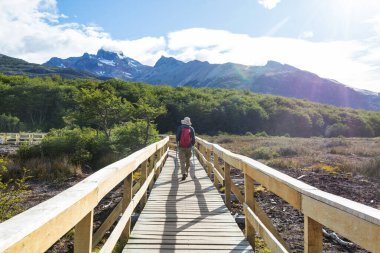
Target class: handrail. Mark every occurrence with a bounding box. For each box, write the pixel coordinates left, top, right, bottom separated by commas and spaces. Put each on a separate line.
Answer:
0, 132, 47, 145
194, 136, 380, 253
0, 136, 169, 253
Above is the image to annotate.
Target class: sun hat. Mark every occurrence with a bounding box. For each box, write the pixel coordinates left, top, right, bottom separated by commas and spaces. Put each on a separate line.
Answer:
181, 117, 192, 126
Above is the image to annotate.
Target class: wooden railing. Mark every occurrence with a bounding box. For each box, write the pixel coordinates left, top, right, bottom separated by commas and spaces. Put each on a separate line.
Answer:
193, 137, 380, 253
0, 133, 46, 145
0, 136, 169, 253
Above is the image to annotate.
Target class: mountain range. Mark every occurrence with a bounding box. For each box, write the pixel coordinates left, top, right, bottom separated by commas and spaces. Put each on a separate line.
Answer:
44, 49, 380, 111
0, 54, 97, 79
1, 49, 379, 111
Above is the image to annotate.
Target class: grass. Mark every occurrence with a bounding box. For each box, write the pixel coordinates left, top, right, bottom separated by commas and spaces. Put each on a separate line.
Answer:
205, 134, 380, 179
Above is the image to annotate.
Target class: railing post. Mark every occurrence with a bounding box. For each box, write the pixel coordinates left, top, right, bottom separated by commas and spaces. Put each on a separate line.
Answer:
121, 173, 133, 241
74, 210, 93, 253
305, 216, 323, 253
206, 149, 212, 178
200, 145, 206, 166
224, 162, 231, 209
16, 133, 20, 145
213, 152, 220, 188
140, 160, 148, 209
155, 149, 161, 179
244, 166, 255, 249
149, 153, 156, 187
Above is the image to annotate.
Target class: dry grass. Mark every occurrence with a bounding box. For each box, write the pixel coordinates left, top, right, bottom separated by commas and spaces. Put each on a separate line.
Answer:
205, 135, 380, 180
6, 156, 82, 182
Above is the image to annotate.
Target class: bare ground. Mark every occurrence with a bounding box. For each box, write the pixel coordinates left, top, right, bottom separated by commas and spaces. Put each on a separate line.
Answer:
208, 135, 380, 253
3, 136, 380, 253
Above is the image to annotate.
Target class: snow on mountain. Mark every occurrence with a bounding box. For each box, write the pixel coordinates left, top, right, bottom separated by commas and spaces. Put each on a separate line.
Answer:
44, 49, 151, 80
44, 50, 380, 111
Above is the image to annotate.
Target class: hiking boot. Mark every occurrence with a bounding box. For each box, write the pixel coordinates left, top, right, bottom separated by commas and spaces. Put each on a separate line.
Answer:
182, 174, 186, 181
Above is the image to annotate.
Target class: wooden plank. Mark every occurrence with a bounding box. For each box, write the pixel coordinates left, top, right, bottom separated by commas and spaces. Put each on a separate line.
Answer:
231, 183, 244, 204
253, 199, 291, 252
74, 210, 93, 253
0, 138, 171, 252
123, 151, 251, 253
92, 201, 122, 248
244, 161, 302, 209
244, 204, 289, 253
224, 162, 231, 209
121, 174, 133, 242
139, 160, 148, 209
303, 188, 380, 226
244, 171, 255, 248
125, 244, 252, 250
206, 149, 212, 178
302, 194, 380, 253
304, 216, 322, 253
98, 199, 135, 253
213, 152, 220, 188
0, 179, 99, 253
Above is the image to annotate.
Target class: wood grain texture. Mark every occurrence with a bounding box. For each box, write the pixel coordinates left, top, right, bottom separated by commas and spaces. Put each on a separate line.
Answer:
244, 204, 289, 253
304, 216, 323, 253
123, 151, 252, 252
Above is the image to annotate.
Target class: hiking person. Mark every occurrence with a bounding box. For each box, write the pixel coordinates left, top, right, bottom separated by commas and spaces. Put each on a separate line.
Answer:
176, 117, 195, 180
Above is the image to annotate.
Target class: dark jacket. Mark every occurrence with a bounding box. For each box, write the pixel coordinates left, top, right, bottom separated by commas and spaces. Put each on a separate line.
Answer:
176, 124, 195, 147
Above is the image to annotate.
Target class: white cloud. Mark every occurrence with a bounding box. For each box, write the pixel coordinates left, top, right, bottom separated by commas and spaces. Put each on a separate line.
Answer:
299, 31, 314, 39
258, 0, 281, 10
1, 0, 380, 92
0, 0, 166, 65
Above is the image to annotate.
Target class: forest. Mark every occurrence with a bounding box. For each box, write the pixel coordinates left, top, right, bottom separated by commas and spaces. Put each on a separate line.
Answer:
1, 73, 380, 138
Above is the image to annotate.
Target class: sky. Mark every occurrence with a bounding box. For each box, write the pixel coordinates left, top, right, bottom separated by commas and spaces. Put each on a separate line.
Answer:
1, 0, 380, 92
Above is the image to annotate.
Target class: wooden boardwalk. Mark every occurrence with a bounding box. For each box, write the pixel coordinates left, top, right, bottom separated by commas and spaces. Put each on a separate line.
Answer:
123, 151, 253, 252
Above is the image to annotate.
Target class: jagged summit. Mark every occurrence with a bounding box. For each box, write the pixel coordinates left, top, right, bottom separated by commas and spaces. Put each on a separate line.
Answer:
43, 49, 380, 111
154, 56, 184, 68
44, 49, 150, 80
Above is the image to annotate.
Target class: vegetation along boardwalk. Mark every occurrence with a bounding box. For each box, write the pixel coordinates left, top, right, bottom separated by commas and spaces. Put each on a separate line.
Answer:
124, 151, 252, 252
0, 136, 378, 253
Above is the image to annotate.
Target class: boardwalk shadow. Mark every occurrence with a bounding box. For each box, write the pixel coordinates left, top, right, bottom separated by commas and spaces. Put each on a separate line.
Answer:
154, 152, 251, 252
159, 153, 179, 253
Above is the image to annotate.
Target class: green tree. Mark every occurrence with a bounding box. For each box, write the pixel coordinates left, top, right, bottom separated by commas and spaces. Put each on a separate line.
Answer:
0, 114, 20, 132
72, 88, 133, 139
133, 94, 166, 145
111, 121, 160, 154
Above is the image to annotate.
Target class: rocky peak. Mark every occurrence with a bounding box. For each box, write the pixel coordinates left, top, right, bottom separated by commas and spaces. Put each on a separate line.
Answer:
154, 56, 184, 68
96, 49, 121, 60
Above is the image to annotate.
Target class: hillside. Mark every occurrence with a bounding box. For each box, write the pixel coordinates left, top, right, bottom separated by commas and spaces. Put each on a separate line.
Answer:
45, 49, 380, 111
1, 74, 380, 138
0, 54, 97, 79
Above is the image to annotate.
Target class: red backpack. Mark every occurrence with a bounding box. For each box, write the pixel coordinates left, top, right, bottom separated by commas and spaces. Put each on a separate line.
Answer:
179, 127, 192, 148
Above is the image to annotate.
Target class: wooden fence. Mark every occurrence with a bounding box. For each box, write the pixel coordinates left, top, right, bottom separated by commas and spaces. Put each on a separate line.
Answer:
0, 133, 46, 145
193, 136, 380, 253
0, 136, 169, 253
0, 135, 379, 253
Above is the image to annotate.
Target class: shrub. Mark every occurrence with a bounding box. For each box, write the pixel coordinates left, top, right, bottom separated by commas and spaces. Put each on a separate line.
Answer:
254, 131, 268, 137
267, 158, 300, 170
111, 120, 159, 155
278, 147, 298, 157
37, 128, 108, 164
17, 127, 110, 173
250, 147, 278, 160
0, 158, 30, 222
325, 123, 349, 137
361, 156, 380, 179
0, 114, 21, 132
217, 137, 234, 144
325, 139, 349, 148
